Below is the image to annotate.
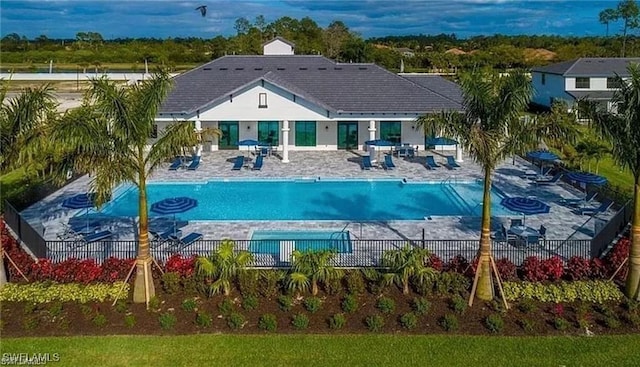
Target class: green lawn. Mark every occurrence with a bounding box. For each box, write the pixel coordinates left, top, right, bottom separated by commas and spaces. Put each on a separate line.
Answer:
1, 334, 639, 367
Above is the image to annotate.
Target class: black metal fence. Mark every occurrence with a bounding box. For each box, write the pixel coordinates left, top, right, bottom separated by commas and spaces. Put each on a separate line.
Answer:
45, 238, 591, 268
3, 201, 47, 258
590, 200, 632, 258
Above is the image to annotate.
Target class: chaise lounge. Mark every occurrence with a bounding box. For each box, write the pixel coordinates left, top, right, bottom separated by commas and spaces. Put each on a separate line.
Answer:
383, 155, 396, 170
232, 155, 244, 170
187, 156, 201, 170
535, 173, 562, 186
168, 157, 183, 171
425, 156, 440, 170
445, 155, 460, 169
172, 232, 203, 250
578, 199, 614, 216
362, 155, 373, 170
253, 155, 264, 170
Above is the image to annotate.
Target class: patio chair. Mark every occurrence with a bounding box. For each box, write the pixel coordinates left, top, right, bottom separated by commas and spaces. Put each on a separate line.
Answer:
535, 173, 562, 186
501, 224, 519, 245
539, 225, 547, 240
260, 146, 269, 157
172, 232, 203, 250
383, 155, 396, 170
74, 230, 113, 245
232, 155, 244, 170
425, 156, 440, 170
151, 228, 182, 248
510, 218, 523, 228
560, 191, 598, 207
525, 234, 540, 247
168, 157, 183, 171
578, 199, 614, 216
186, 156, 201, 170
253, 155, 264, 170
361, 155, 373, 170
445, 155, 461, 169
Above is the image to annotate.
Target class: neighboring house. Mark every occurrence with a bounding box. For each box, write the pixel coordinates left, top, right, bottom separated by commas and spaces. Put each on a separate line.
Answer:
531, 57, 640, 113
157, 38, 463, 162
395, 47, 415, 58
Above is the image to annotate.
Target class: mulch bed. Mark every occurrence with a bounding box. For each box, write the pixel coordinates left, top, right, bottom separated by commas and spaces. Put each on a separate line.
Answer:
2, 281, 638, 337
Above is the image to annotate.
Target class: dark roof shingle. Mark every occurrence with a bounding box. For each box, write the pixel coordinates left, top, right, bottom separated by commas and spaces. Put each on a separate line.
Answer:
532, 58, 640, 76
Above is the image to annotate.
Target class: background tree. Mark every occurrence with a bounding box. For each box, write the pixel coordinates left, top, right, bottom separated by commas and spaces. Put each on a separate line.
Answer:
600, 8, 619, 37
618, 0, 640, 56
417, 70, 536, 302
587, 63, 640, 300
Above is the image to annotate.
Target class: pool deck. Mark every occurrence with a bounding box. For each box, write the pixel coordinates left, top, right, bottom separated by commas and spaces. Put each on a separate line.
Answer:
22, 149, 615, 262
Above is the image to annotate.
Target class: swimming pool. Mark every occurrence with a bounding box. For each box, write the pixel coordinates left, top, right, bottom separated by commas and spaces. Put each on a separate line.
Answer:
249, 230, 352, 254
99, 179, 514, 221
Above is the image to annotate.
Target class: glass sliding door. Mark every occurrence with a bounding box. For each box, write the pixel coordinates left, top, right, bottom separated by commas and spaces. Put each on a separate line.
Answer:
337, 122, 358, 150
295, 121, 316, 146
258, 121, 279, 146
380, 121, 401, 144
218, 121, 239, 150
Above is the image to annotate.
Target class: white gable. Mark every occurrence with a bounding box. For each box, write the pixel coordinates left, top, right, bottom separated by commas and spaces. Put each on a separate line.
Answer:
263, 39, 294, 55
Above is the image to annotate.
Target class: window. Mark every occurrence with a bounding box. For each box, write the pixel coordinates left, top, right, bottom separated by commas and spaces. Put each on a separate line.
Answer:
150, 124, 158, 138
575, 77, 590, 89
379, 121, 401, 144
258, 121, 279, 146
295, 121, 316, 146
541, 73, 546, 85
258, 92, 267, 108
607, 77, 621, 89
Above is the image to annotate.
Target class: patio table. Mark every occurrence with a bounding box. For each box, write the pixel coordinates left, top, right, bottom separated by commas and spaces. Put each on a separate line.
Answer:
508, 226, 539, 238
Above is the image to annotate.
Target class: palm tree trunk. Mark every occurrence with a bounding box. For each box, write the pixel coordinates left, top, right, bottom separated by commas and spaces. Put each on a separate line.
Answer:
312, 279, 318, 296
0, 249, 7, 288
133, 172, 156, 304
475, 168, 494, 301
626, 175, 640, 300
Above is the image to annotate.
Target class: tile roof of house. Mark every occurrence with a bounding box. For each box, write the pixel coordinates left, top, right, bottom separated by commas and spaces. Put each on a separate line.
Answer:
399, 74, 463, 105
160, 55, 463, 115
531, 58, 640, 76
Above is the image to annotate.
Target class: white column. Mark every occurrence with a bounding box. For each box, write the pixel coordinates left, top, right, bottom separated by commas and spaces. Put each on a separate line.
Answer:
194, 120, 203, 157
455, 143, 463, 162
368, 120, 376, 141
282, 120, 290, 163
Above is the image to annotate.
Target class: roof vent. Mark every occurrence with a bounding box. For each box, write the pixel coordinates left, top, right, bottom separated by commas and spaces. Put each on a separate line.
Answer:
254, 67, 263, 70
203, 67, 212, 71
318, 67, 327, 70
334, 67, 342, 70
235, 67, 244, 70
358, 67, 368, 70
277, 67, 286, 70
219, 67, 228, 70
299, 67, 307, 70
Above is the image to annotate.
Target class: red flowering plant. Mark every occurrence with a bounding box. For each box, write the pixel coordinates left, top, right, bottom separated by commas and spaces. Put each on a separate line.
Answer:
494, 257, 517, 281
521, 256, 546, 282
99, 257, 135, 282
540, 256, 564, 281
550, 303, 565, 317
590, 258, 608, 279
426, 253, 444, 271
164, 254, 196, 277
566, 256, 591, 280
445, 254, 469, 274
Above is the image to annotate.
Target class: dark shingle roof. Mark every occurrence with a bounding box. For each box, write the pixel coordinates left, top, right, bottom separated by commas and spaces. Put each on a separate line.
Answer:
531, 58, 640, 77
566, 90, 615, 100
160, 55, 463, 115
399, 74, 462, 105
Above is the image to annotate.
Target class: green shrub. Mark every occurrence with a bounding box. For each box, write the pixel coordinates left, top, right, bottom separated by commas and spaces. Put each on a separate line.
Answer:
440, 314, 458, 331
345, 271, 366, 295
238, 270, 260, 297
259, 270, 285, 298
182, 276, 200, 295
366, 314, 385, 332
218, 298, 234, 315
22, 316, 39, 330
161, 272, 181, 294
412, 297, 431, 316
258, 314, 277, 332
0, 282, 130, 303
519, 318, 535, 332
92, 313, 107, 328
502, 280, 623, 304
361, 269, 385, 295
304, 297, 322, 313
341, 294, 358, 313
292, 313, 310, 330
328, 313, 346, 330
57, 317, 70, 330
148, 296, 161, 311
627, 312, 640, 328
23, 303, 38, 315
517, 298, 536, 313
242, 294, 259, 311
278, 295, 294, 312
604, 316, 621, 329
376, 297, 395, 314
400, 312, 418, 330
124, 314, 136, 328
48, 302, 63, 317
485, 314, 504, 333
554, 317, 570, 331
181, 298, 197, 312
435, 272, 470, 296
159, 313, 177, 330
114, 299, 128, 313
80, 304, 94, 320
449, 295, 467, 314
323, 275, 343, 295
227, 312, 246, 330
196, 312, 213, 328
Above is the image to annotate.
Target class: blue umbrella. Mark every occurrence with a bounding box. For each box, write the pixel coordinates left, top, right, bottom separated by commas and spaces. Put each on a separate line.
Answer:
62, 193, 96, 209
526, 150, 559, 174
501, 197, 550, 215
566, 171, 607, 186
426, 136, 458, 146
151, 197, 198, 236
364, 139, 394, 146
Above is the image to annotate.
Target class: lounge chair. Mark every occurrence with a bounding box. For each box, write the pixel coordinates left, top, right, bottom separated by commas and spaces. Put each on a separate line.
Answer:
383, 155, 396, 170
260, 146, 269, 157
362, 155, 373, 170
232, 155, 244, 170
535, 173, 562, 186
253, 155, 264, 170
539, 225, 547, 240
522, 167, 552, 179
578, 199, 614, 216
168, 157, 183, 171
445, 155, 460, 169
172, 232, 203, 250
425, 156, 440, 170
76, 230, 113, 245
186, 156, 201, 170
151, 228, 182, 248
560, 191, 598, 207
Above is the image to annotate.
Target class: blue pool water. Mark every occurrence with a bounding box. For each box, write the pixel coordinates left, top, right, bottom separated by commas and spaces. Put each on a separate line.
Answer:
249, 230, 352, 254
99, 179, 513, 221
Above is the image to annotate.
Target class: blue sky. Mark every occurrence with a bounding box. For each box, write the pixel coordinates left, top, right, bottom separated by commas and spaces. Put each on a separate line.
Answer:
0, 0, 619, 40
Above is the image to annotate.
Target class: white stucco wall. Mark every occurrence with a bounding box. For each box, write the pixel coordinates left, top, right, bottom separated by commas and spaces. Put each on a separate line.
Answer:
263, 40, 294, 55
531, 72, 569, 108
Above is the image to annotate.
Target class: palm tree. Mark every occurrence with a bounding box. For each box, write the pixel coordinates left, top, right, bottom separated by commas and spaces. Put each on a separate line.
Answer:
47, 70, 216, 303
416, 69, 536, 302
288, 250, 343, 296
599, 8, 618, 37
196, 239, 254, 296
574, 138, 610, 173
587, 63, 640, 300
381, 245, 437, 295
